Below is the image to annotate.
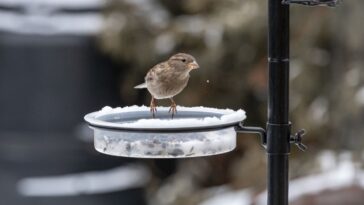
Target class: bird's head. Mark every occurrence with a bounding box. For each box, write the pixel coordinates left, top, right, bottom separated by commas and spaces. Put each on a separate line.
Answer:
168, 53, 199, 73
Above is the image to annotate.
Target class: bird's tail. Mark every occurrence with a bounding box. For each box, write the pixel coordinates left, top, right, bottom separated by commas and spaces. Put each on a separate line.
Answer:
134, 83, 147, 89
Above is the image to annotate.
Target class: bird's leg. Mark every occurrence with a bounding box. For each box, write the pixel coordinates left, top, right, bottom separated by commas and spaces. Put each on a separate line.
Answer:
169, 98, 177, 119
150, 96, 157, 118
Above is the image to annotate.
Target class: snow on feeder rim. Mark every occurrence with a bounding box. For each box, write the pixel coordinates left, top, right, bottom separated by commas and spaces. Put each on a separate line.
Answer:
84, 106, 247, 158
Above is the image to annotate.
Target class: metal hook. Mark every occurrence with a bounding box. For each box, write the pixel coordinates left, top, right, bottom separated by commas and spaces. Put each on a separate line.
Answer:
236, 122, 267, 148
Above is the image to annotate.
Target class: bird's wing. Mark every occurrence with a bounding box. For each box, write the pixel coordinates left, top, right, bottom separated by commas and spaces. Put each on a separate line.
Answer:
134, 82, 147, 89
135, 62, 169, 89
146, 61, 170, 81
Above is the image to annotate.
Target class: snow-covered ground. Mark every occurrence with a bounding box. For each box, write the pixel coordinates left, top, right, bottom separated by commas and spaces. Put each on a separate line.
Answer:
199, 151, 364, 205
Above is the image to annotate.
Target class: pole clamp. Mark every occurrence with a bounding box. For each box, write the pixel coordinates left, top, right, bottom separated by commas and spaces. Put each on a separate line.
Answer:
236, 122, 307, 151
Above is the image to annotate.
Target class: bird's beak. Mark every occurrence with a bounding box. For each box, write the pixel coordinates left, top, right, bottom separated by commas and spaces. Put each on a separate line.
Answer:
188, 61, 199, 70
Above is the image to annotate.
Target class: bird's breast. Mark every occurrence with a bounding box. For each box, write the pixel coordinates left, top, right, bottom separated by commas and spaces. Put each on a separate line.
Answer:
146, 75, 189, 99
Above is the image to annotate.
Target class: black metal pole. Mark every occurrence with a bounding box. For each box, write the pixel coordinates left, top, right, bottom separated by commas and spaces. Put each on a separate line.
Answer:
267, 0, 290, 205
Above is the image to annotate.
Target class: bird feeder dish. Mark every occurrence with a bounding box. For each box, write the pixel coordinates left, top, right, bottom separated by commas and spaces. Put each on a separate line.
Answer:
84, 106, 247, 158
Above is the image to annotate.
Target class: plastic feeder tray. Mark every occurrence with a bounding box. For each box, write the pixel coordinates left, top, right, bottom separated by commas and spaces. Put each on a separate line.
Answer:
84, 106, 246, 158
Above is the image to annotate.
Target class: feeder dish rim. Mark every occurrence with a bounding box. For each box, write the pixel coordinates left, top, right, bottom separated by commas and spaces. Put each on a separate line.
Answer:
84, 106, 246, 132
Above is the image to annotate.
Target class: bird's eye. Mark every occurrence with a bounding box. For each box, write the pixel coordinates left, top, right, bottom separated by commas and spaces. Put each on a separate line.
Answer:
181, 59, 186, 62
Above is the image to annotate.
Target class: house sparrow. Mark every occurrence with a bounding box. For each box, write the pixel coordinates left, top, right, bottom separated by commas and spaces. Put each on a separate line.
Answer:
135, 53, 199, 118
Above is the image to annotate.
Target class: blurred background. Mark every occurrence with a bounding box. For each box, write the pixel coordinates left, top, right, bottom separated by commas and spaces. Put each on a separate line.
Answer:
0, 0, 363, 205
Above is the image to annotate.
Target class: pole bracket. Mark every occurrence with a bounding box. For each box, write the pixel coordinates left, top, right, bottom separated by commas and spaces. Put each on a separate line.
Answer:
236, 122, 267, 148
236, 122, 307, 151
282, 0, 341, 7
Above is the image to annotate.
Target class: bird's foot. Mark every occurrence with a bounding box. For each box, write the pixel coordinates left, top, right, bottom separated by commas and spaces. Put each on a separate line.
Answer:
150, 97, 157, 118
150, 106, 157, 118
169, 103, 177, 119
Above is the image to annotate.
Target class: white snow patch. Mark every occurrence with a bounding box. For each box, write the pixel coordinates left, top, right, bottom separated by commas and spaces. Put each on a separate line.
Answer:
199, 187, 252, 205
0, 0, 104, 35
86, 106, 246, 129
0, 11, 103, 35
0, 0, 105, 8
17, 164, 149, 196
318, 150, 337, 172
